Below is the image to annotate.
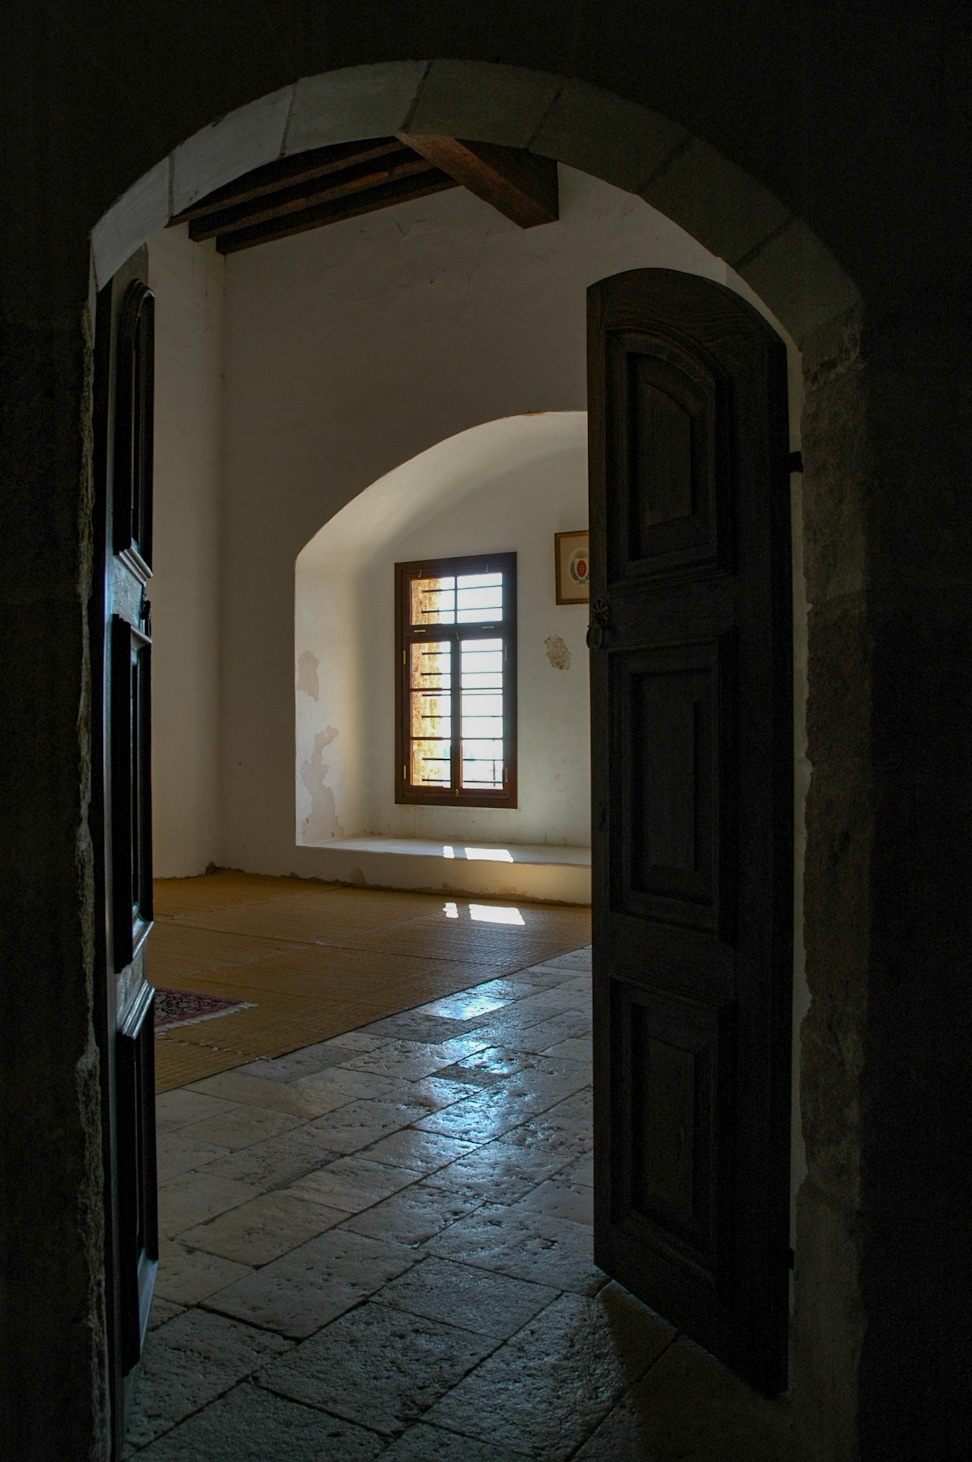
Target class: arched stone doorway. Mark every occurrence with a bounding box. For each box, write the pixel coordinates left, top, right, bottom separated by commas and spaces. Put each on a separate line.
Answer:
6, 28, 965, 1462
90, 59, 855, 1455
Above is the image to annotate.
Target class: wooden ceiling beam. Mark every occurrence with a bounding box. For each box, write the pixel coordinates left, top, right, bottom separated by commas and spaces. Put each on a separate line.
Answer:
214, 171, 459, 254
397, 136, 558, 228
188, 154, 440, 242
169, 138, 408, 226
171, 134, 557, 256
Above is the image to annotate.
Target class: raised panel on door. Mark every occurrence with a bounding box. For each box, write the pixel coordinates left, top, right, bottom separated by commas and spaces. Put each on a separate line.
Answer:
606, 329, 730, 582
612, 636, 735, 935
589, 268, 792, 1394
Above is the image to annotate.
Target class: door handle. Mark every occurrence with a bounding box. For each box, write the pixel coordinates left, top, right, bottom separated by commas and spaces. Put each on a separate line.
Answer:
586, 597, 610, 650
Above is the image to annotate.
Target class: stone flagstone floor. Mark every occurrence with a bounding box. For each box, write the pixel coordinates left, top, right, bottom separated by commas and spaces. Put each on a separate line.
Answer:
127, 944, 796, 1460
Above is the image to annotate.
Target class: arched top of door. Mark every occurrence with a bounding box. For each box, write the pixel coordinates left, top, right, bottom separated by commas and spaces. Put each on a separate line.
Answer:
91, 61, 858, 346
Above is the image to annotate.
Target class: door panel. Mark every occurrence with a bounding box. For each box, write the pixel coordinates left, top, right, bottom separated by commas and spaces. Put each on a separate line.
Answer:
608, 329, 729, 579
616, 637, 728, 929
91, 250, 158, 1455
589, 269, 792, 1393
621, 985, 721, 1263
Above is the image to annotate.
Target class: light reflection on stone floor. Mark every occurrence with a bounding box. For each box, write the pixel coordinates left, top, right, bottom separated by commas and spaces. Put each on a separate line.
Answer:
126, 946, 796, 1460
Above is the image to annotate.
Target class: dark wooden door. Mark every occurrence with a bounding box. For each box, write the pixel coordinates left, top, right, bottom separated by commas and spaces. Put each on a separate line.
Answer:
91, 248, 159, 1453
588, 269, 792, 1393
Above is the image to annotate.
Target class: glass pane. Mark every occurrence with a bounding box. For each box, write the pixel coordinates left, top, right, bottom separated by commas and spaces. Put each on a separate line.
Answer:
410, 642, 451, 690
410, 693, 451, 739
459, 635, 504, 788
411, 576, 455, 625
409, 642, 452, 788
461, 709, 503, 739
462, 692, 503, 717
411, 740, 452, 786
461, 750, 504, 788
460, 639, 503, 672
456, 572, 503, 624
462, 738, 505, 759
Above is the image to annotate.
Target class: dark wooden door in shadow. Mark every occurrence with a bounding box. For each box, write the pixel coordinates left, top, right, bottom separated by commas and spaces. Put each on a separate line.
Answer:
91, 248, 159, 1454
588, 269, 793, 1393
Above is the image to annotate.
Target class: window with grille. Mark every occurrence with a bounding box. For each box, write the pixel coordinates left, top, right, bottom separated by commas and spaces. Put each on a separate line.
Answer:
395, 553, 517, 807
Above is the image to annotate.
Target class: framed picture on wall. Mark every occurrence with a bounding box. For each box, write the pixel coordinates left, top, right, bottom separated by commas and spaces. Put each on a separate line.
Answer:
555, 530, 590, 604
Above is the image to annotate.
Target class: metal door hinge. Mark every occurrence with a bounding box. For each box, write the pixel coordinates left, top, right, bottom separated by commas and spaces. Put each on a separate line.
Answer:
586, 597, 610, 650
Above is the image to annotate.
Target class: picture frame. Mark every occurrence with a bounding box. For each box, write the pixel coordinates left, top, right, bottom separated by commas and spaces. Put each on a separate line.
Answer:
554, 529, 590, 604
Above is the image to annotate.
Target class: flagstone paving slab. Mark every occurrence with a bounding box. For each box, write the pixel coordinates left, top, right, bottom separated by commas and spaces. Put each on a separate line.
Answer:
156, 1131, 232, 1182
542, 1036, 594, 1062
383, 1073, 481, 1111
200, 1126, 343, 1191
378, 1422, 528, 1461
497, 1010, 593, 1054
341, 1039, 466, 1082
426, 1202, 606, 1295
352, 1009, 487, 1043
236, 1039, 368, 1082
338, 1179, 486, 1246
293, 1154, 422, 1212
294, 1063, 403, 1105
154, 1088, 240, 1131
423, 1287, 675, 1461
176, 1102, 307, 1151
157, 1173, 264, 1240
178, 1189, 347, 1265
514, 1175, 595, 1227
204, 1228, 417, 1338
257, 1300, 494, 1436
359, 1127, 480, 1174
421, 1136, 576, 1205
155, 1242, 255, 1305
187, 1067, 352, 1117
130, 1381, 384, 1462
413, 1087, 545, 1143
145, 1296, 185, 1331
304, 1096, 430, 1153
376, 1255, 559, 1338
125, 1309, 291, 1450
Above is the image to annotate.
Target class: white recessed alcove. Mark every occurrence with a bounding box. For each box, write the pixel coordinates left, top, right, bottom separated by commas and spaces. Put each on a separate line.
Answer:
295, 412, 592, 902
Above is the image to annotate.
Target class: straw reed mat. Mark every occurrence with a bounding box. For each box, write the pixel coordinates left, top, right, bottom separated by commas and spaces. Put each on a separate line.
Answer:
151, 871, 590, 1092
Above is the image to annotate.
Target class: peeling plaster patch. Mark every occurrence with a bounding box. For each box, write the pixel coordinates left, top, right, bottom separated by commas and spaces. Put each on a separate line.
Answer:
544, 634, 572, 670
300, 727, 344, 840
296, 649, 321, 700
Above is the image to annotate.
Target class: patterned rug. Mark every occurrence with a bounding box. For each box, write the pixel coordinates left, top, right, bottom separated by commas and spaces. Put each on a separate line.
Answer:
154, 987, 253, 1031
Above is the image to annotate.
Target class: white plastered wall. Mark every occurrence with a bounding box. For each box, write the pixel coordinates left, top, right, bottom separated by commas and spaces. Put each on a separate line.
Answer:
296, 413, 591, 849
218, 166, 728, 873
148, 228, 225, 876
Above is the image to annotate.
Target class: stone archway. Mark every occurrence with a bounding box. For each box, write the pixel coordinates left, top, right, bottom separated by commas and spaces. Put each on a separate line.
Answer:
88, 60, 865, 1457
93, 60, 858, 344
12, 25, 962, 1458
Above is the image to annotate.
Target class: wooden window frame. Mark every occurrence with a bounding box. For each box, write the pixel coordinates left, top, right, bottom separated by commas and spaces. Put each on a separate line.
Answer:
395, 552, 517, 808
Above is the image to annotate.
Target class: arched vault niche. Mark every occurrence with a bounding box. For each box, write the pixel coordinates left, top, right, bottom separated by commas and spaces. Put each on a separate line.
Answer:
295, 413, 592, 850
